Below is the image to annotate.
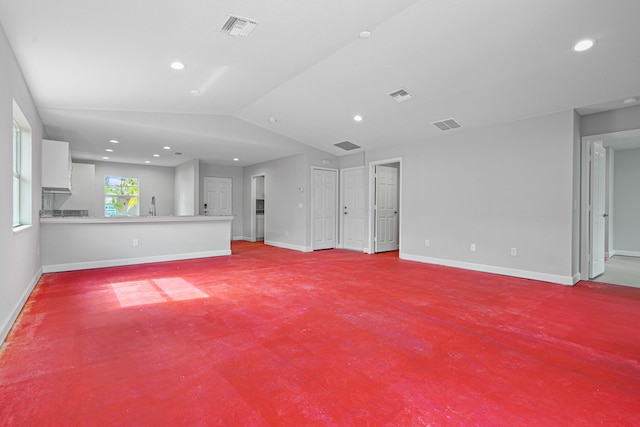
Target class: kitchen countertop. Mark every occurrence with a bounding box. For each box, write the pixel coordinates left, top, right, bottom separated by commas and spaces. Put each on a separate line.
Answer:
40, 215, 234, 224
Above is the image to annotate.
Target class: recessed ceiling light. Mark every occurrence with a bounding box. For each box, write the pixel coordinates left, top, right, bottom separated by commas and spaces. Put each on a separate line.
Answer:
102, 156, 109, 160
170, 61, 185, 70
163, 146, 171, 150
153, 154, 160, 157
354, 115, 363, 122
105, 148, 114, 152
359, 30, 372, 39
144, 160, 151, 164
110, 139, 119, 144
622, 97, 639, 104
233, 158, 239, 162
573, 39, 595, 52
190, 90, 201, 96
268, 117, 278, 124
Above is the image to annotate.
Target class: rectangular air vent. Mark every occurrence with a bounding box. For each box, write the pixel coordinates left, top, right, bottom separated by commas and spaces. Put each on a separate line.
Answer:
218, 14, 260, 37
432, 118, 462, 131
334, 141, 361, 151
389, 88, 414, 102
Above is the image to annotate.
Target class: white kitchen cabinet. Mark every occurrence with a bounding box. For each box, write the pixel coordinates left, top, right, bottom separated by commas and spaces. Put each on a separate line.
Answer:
42, 139, 72, 191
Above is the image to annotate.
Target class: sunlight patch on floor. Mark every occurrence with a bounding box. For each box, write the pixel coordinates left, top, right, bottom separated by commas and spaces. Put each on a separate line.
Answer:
111, 278, 209, 307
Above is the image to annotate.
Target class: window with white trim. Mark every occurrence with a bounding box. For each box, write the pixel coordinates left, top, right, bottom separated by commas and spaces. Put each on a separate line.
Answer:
104, 176, 140, 217
12, 121, 21, 227
12, 100, 32, 229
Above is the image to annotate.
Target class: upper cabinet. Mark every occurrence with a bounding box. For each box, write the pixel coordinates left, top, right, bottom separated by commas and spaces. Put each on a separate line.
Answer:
42, 139, 72, 192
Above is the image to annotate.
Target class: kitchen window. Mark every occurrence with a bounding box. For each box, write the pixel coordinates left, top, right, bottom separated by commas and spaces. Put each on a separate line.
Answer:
13, 100, 32, 229
104, 176, 139, 217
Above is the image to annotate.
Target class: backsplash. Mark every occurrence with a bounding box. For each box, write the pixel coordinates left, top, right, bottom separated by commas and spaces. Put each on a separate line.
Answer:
40, 209, 89, 218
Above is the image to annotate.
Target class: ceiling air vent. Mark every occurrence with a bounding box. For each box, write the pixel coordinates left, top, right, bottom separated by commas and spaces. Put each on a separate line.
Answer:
432, 118, 462, 131
389, 88, 414, 102
334, 141, 361, 151
218, 14, 260, 37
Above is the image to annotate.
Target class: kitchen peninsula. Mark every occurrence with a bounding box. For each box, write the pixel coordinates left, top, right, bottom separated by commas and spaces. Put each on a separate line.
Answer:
41, 215, 234, 273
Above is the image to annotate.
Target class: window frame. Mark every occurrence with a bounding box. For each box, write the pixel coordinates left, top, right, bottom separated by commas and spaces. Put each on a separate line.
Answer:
12, 120, 21, 227
12, 100, 32, 231
104, 176, 140, 217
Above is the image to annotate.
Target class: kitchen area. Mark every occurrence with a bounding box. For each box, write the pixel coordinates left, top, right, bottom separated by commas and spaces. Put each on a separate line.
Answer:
40, 140, 234, 272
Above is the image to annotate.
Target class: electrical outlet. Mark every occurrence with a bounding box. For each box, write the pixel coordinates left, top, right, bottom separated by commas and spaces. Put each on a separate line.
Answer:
511, 248, 518, 256
133, 239, 139, 247
470, 243, 476, 252
425, 239, 430, 247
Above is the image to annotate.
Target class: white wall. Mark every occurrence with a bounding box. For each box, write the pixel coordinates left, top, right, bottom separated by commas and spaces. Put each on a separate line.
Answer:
339, 152, 365, 169
55, 163, 96, 216
199, 162, 244, 239
244, 154, 309, 251
365, 110, 577, 284
174, 159, 199, 216
88, 160, 175, 217
0, 24, 44, 343
581, 104, 640, 137
613, 148, 640, 255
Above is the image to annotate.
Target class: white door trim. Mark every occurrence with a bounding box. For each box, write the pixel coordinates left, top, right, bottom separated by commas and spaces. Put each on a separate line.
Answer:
311, 166, 339, 250
339, 166, 365, 251
367, 157, 402, 255
250, 174, 265, 243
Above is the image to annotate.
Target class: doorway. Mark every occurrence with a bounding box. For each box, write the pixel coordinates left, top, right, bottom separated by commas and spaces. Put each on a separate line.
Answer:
250, 174, 265, 243
368, 158, 401, 254
581, 129, 640, 287
312, 167, 338, 250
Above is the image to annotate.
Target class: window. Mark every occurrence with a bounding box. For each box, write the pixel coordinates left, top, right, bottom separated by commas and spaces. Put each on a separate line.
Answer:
105, 176, 140, 217
13, 100, 32, 229
12, 121, 21, 227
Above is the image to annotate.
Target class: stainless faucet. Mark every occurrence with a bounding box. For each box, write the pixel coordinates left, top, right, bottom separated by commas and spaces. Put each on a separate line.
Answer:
150, 196, 157, 216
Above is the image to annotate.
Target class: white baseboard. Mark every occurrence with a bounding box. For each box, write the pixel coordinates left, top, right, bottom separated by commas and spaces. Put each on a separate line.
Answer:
400, 253, 575, 286
42, 250, 231, 273
1, 267, 42, 344
612, 250, 640, 257
572, 273, 581, 285
232, 235, 249, 241
264, 240, 313, 253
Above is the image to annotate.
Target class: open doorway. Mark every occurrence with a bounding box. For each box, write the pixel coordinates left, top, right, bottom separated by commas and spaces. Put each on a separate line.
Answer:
368, 158, 401, 254
581, 129, 640, 287
250, 174, 265, 243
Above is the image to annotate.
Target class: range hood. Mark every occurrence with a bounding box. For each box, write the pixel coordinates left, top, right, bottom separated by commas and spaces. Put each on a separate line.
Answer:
42, 187, 72, 194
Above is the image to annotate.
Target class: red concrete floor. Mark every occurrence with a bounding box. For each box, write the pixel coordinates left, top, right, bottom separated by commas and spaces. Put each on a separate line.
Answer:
1, 241, 639, 426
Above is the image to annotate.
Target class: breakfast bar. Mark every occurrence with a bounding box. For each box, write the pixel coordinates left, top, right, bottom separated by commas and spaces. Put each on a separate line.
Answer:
40, 215, 234, 273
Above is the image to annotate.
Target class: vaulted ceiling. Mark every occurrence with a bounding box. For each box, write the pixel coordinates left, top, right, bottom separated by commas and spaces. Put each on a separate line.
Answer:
1, 0, 639, 167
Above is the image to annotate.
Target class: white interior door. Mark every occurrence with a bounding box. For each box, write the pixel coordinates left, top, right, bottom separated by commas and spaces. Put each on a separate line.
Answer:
590, 141, 606, 278
204, 177, 232, 216
313, 169, 337, 250
375, 165, 399, 253
341, 167, 365, 251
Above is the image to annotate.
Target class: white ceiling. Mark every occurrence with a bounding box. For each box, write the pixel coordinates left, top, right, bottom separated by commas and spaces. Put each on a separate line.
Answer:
1, 0, 640, 167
